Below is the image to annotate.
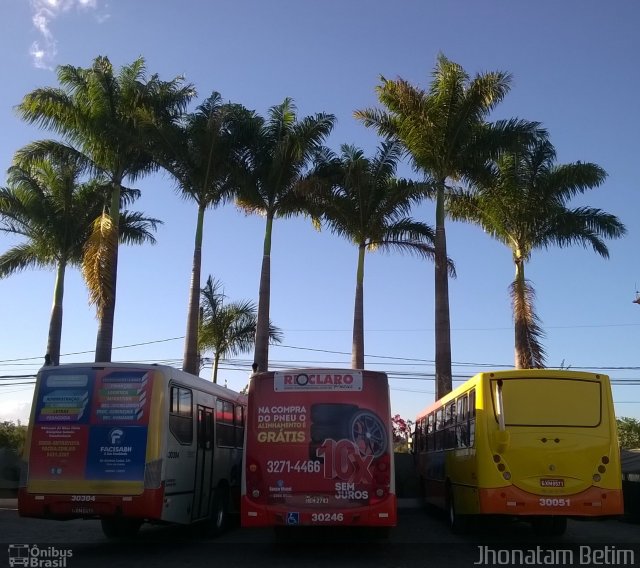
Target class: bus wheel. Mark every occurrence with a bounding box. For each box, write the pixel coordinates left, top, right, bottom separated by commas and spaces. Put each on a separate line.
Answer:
532, 516, 567, 536
446, 489, 468, 535
210, 488, 229, 535
100, 518, 142, 540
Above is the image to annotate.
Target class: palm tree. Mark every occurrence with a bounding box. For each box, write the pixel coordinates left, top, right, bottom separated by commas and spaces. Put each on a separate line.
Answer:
234, 98, 335, 372
355, 53, 539, 398
17, 55, 194, 362
153, 92, 250, 375
447, 135, 626, 368
312, 141, 446, 369
0, 144, 161, 365
198, 276, 283, 383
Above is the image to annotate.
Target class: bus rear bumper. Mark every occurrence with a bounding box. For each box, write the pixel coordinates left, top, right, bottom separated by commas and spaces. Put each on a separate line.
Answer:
479, 486, 623, 517
17, 487, 165, 520
241, 495, 397, 528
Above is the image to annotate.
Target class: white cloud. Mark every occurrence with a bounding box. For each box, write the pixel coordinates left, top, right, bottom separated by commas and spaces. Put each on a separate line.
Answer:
0, 401, 32, 424
27, 0, 106, 70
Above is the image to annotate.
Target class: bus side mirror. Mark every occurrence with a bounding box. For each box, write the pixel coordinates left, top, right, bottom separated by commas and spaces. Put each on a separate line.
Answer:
492, 430, 510, 454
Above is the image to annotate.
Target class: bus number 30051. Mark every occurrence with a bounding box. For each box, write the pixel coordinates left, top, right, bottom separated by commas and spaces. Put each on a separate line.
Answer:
539, 498, 571, 507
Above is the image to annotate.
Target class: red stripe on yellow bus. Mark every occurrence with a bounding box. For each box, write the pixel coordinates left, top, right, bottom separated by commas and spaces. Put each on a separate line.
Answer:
478, 486, 623, 516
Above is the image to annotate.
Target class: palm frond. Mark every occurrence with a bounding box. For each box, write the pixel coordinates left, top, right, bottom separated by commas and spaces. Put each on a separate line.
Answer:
510, 277, 546, 369
82, 213, 117, 319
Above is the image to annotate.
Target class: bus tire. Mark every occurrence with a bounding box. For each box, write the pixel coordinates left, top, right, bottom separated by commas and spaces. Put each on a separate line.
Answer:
532, 516, 567, 536
210, 487, 229, 535
100, 518, 142, 540
446, 488, 468, 535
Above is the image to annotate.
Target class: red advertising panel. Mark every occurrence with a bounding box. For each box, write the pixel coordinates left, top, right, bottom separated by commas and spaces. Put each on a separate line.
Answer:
243, 369, 396, 527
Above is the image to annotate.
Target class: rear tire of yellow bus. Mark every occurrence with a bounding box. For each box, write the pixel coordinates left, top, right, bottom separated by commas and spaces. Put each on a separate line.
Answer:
532, 516, 567, 537
446, 488, 469, 535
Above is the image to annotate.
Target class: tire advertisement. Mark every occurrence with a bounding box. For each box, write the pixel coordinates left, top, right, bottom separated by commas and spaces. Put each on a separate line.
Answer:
244, 369, 395, 526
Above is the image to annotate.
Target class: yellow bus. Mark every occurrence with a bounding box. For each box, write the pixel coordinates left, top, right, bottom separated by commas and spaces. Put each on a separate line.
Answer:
413, 369, 623, 536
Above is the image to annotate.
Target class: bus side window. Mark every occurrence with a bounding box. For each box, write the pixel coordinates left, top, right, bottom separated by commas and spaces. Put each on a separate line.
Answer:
235, 405, 245, 448
469, 388, 476, 447
445, 402, 456, 449
435, 409, 444, 451
427, 413, 435, 452
216, 400, 235, 447
170, 386, 193, 445
456, 395, 468, 448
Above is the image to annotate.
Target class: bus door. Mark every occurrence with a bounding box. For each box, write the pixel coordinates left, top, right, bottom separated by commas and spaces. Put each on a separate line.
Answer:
193, 405, 214, 520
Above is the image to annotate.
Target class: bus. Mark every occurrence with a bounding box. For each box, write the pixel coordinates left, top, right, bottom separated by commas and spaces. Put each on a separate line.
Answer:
19, 362, 246, 538
413, 369, 623, 536
241, 368, 396, 531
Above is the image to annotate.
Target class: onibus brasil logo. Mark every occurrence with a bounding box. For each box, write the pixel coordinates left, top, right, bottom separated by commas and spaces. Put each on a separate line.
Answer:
8, 545, 73, 567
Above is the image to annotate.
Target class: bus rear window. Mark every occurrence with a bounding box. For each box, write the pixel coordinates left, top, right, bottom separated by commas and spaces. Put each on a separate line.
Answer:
492, 378, 601, 427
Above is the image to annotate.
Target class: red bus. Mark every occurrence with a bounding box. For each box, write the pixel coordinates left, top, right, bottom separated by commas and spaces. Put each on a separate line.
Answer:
241, 368, 396, 530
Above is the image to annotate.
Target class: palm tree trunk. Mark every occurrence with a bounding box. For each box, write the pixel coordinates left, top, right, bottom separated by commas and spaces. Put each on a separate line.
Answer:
46, 259, 66, 366
253, 214, 273, 372
352, 243, 366, 369
212, 352, 220, 384
434, 180, 452, 399
512, 255, 545, 369
183, 203, 205, 375
95, 184, 121, 362
513, 257, 528, 369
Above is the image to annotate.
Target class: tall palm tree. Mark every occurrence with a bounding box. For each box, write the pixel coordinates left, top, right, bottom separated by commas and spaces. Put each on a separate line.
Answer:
0, 144, 161, 365
447, 135, 626, 368
154, 92, 250, 375
198, 276, 283, 383
312, 141, 446, 369
234, 98, 335, 372
17, 55, 194, 362
355, 53, 539, 398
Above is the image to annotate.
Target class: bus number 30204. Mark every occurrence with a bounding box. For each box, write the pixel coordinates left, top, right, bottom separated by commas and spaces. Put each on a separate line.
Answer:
266, 460, 321, 473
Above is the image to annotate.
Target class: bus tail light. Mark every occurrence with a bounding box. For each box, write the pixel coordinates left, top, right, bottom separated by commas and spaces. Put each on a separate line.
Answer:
144, 458, 163, 489
593, 474, 601, 482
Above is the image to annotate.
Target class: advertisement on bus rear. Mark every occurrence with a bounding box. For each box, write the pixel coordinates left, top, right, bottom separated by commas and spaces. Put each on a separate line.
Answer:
245, 370, 393, 523
28, 368, 153, 484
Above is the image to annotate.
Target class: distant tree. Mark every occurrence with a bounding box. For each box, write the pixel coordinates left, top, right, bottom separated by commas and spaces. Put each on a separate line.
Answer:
0, 421, 27, 455
234, 98, 335, 372
18, 55, 194, 361
198, 276, 283, 383
312, 141, 442, 369
617, 417, 640, 449
0, 144, 160, 365
356, 53, 539, 398
448, 134, 626, 368
392, 414, 413, 453
153, 92, 251, 375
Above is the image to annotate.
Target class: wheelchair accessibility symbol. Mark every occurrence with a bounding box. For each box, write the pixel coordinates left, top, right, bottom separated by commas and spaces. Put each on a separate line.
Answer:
286, 512, 299, 525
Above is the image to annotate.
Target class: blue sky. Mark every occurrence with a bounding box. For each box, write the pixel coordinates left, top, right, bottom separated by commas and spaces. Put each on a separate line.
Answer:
1, 0, 639, 424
